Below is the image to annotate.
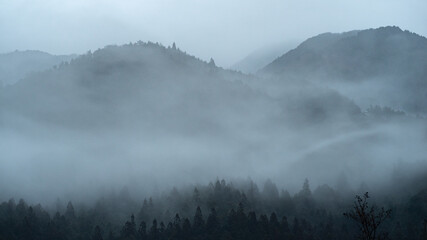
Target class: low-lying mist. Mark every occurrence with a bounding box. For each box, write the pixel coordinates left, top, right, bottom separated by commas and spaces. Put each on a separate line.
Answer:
1, 37, 427, 209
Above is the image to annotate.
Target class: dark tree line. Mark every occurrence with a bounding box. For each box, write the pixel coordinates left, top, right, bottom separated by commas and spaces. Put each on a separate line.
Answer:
0, 179, 426, 240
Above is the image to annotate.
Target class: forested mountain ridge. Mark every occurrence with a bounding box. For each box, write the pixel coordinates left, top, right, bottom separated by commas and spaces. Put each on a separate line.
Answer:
261, 26, 427, 80
1, 35, 425, 198
1, 41, 361, 131
260, 26, 427, 113
0, 39, 385, 206
1, 42, 273, 131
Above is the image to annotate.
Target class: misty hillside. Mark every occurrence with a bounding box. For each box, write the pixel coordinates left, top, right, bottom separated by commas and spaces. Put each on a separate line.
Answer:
0, 50, 76, 86
2, 0, 427, 239
230, 41, 298, 74
1, 41, 361, 131
1, 42, 278, 134
260, 26, 427, 113
1, 31, 427, 217
0, 40, 382, 200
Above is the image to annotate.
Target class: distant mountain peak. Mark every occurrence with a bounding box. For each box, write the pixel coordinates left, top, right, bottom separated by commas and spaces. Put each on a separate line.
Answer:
0, 50, 76, 86
260, 26, 427, 113
70, 41, 222, 74
261, 26, 427, 77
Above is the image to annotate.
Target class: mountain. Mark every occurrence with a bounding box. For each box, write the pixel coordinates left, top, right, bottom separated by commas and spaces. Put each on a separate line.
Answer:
260, 26, 427, 113
1, 42, 276, 132
230, 41, 298, 74
2, 41, 362, 131
1, 39, 425, 200
0, 50, 76, 86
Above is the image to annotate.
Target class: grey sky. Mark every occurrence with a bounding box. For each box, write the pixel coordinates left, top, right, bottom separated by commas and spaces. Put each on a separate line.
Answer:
0, 0, 426, 66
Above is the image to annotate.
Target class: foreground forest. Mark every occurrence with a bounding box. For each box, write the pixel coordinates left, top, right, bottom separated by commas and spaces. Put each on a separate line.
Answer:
1, 178, 427, 240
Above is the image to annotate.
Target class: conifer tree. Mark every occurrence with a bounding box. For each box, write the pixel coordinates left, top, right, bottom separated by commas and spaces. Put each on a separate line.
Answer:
258, 214, 270, 239
192, 206, 205, 238
206, 208, 220, 236
247, 211, 259, 240
92, 225, 103, 240
269, 212, 280, 240
193, 188, 201, 206
208, 58, 216, 67
138, 221, 147, 240
149, 219, 159, 240
65, 201, 75, 220
182, 218, 191, 239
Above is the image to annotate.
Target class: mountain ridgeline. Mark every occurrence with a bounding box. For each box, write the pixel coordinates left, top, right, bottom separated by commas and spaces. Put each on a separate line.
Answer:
2, 42, 271, 131
0, 50, 76, 86
1, 41, 361, 132
260, 26, 427, 113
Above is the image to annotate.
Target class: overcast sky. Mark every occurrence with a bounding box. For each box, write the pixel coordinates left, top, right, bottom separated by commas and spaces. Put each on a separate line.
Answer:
0, 0, 426, 66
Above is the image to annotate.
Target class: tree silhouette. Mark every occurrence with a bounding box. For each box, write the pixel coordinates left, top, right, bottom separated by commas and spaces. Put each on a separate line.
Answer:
92, 225, 103, 240
193, 188, 201, 206
192, 206, 205, 239
206, 208, 220, 238
422, 219, 427, 240
65, 201, 75, 220
121, 214, 137, 239
208, 58, 216, 67
138, 221, 147, 240
269, 213, 280, 240
181, 218, 191, 239
149, 219, 159, 240
280, 216, 291, 239
343, 192, 391, 240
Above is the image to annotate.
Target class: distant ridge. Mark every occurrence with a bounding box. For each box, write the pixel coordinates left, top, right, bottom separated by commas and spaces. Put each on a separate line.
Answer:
260, 26, 427, 113
1, 41, 273, 130
230, 41, 298, 74
0, 50, 76, 86
261, 26, 426, 78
